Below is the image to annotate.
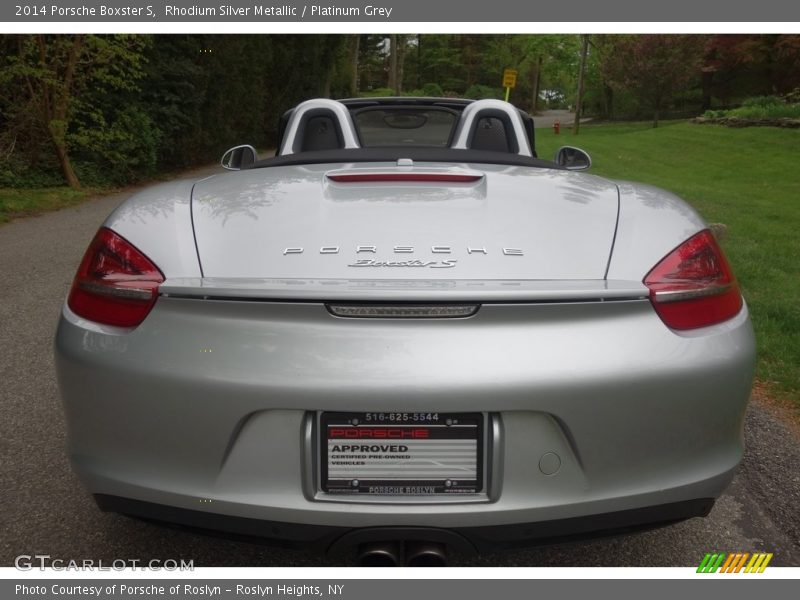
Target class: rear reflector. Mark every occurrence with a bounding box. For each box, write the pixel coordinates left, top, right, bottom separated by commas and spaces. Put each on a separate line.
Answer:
327, 304, 479, 318
327, 173, 483, 183
67, 227, 164, 328
644, 229, 743, 330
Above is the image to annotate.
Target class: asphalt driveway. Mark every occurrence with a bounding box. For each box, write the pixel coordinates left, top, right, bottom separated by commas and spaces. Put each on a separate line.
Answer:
533, 109, 592, 129
1, 169, 798, 567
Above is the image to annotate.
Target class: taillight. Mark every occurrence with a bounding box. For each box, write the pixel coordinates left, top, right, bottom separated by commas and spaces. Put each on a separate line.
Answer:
327, 173, 483, 183
644, 229, 743, 330
67, 227, 164, 328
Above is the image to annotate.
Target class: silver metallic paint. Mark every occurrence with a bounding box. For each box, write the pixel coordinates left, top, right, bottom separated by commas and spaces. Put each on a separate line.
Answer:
55, 97, 756, 537
103, 179, 202, 279
56, 296, 754, 527
606, 182, 707, 280
190, 163, 619, 280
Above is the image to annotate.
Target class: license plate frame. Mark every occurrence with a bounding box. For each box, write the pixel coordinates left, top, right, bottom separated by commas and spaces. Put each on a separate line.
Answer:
319, 412, 484, 496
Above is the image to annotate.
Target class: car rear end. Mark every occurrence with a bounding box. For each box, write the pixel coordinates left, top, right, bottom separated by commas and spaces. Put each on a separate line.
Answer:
54, 163, 755, 560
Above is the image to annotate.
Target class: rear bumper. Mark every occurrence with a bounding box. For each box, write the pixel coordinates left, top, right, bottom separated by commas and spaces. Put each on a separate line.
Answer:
95, 493, 716, 554
56, 296, 755, 544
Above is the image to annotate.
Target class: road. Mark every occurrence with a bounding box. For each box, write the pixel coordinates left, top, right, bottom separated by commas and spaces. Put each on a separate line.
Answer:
533, 109, 592, 129
1, 168, 798, 567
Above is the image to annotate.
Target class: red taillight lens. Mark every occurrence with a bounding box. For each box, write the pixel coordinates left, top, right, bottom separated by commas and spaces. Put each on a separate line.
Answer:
67, 227, 164, 328
644, 229, 743, 330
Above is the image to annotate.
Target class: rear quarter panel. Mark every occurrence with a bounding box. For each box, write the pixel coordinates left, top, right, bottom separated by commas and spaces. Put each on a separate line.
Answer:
103, 178, 202, 278
606, 182, 707, 280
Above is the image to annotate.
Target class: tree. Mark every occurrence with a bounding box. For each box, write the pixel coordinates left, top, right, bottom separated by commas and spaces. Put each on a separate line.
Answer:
704, 35, 800, 106
530, 55, 543, 112
1, 34, 149, 187
11, 35, 84, 187
482, 35, 579, 112
573, 35, 589, 134
388, 34, 398, 92
395, 35, 407, 95
356, 34, 389, 91
598, 35, 706, 127
416, 34, 466, 93
348, 35, 360, 96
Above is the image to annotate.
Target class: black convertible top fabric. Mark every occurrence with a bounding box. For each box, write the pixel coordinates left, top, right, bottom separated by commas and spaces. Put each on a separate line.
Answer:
249, 147, 561, 170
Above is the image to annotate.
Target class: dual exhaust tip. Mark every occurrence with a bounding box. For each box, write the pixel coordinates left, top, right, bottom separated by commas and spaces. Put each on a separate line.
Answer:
356, 541, 447, 567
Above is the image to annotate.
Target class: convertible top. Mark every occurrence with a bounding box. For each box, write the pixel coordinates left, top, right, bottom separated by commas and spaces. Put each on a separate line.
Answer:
250, 147, 560, 170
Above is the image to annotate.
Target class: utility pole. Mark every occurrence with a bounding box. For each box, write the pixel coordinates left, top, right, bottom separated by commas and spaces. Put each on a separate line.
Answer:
573, 34, 589, 135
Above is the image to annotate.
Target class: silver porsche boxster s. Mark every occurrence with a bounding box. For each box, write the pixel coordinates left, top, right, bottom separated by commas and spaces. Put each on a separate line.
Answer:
55, 97, 755, 566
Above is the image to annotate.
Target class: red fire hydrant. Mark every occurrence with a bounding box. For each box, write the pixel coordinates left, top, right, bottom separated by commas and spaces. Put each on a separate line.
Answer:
553, 120, 560, 135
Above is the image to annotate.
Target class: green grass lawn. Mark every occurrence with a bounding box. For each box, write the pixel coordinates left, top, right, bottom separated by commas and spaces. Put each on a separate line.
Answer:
0, 187, 94, 223
537, 121, 800, 405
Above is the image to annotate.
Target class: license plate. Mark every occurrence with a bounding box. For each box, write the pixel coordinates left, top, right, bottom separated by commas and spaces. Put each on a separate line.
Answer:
320, 412, 483, 495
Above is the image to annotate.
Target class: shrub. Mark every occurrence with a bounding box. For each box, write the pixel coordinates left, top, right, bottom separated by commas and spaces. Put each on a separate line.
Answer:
71, 106, 160, 185
741, 95, 783, 108
704, 95, 800, 120
0, 154, 65, 188
464, 84, 502, 100
419, 83, 444, 97
360, 87, 397, 97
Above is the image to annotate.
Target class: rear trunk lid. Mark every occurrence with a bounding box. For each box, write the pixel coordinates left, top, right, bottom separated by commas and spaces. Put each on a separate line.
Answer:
191, 162, 619, 283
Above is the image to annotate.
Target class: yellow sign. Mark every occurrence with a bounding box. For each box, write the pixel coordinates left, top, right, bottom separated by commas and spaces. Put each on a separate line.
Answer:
502, 68, 518, 89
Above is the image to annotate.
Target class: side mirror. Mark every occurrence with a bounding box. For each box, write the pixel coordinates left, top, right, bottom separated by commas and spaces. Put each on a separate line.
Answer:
221, 145, 258, 171
554, 146, 592, 171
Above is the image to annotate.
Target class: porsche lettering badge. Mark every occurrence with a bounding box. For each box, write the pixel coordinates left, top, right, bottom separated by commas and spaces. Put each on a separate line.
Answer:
282, 245, 524, 268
